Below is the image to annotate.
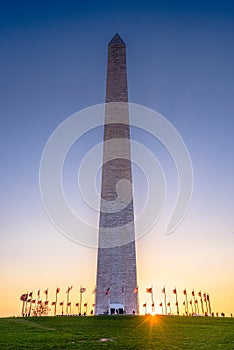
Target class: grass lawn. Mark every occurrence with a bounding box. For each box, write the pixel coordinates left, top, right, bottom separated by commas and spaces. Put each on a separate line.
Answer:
0, 315, 233, 349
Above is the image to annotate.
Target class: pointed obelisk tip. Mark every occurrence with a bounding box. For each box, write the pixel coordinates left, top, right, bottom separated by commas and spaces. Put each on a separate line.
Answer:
109, 33, 125, 45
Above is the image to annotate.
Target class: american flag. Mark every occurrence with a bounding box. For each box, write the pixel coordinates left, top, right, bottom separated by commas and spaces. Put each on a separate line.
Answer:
20, 294, 28, 302
66, 286, 73, 293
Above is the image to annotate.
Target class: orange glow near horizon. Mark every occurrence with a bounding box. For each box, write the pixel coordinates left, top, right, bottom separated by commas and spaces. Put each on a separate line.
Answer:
1, 226, 234, 318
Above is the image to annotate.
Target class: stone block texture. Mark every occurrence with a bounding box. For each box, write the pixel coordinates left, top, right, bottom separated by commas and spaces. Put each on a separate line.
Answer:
95, 34, 138, 315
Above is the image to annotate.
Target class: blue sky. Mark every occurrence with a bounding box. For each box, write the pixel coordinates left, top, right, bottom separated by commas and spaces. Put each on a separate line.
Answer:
1, 0, 234, 316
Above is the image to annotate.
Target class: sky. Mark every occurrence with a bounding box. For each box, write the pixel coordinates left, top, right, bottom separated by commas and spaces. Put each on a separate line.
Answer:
1, 0, 234, 317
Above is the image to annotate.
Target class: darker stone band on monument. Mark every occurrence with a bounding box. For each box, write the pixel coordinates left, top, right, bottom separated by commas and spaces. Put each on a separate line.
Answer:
101, 158, 133, 201
104, 123, 130, 140
99, 200, 134, 228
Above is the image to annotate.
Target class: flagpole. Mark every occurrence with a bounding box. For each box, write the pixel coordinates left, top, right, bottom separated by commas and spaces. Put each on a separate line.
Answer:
144, 303, 147, 314
28, 292, 33, 317
45, 289, 49, 315
199, 292, 204, 314
173, 288, 179, 315
194, 300, 197, 314
80, 286, 82, 315
55, 289, 57, 316
207, 294, 211, 315
160, 303, 163, 315
201, 297, 204, 315
168, 303, 171, 314
183, 301, 186, 315
29, 300, 33, 317
21, 299, 25, 317
196, 300, 199, 314
37, 289, 40, 315
204, 293, 208, 315
185, 294, 188, 316
175, 291, 179, 315
184, 290, 188, 316
190, 300, 194, 314
204, 293, 209, 315
25, 291, 29, 317
66, 287, 70, 315
162, 287, 167, 315
192, 291, 196, 313
151, 285, 154, 313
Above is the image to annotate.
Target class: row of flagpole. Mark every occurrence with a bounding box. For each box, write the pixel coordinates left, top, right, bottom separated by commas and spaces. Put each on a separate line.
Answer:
143, 287, 212, 316
20, 286, 92, 317
20, 285, 139, 317
20, 285, 213, 317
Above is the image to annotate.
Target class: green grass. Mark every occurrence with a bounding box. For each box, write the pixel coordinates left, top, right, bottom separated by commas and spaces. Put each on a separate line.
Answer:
0, 315, 233, 349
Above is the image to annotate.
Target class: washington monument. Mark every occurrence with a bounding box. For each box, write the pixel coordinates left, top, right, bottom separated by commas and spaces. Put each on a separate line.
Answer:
95, 34, 138, 315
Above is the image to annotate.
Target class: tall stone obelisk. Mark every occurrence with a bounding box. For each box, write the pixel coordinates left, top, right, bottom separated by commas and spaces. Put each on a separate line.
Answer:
95, 34, 138, 315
